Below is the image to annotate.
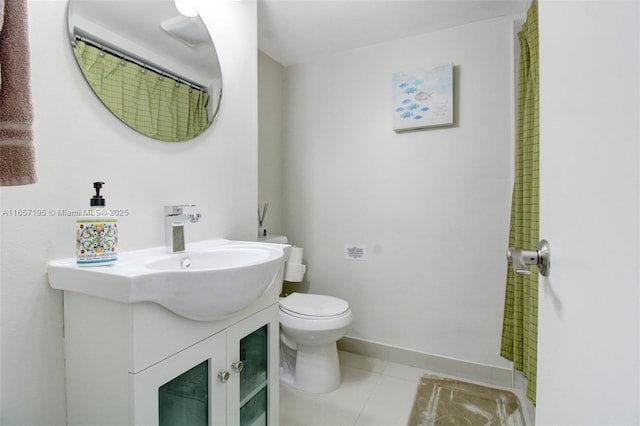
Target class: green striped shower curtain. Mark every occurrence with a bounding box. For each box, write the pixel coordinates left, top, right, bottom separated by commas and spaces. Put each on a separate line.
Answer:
74, 40, 209, 142
501, 3, 539, 404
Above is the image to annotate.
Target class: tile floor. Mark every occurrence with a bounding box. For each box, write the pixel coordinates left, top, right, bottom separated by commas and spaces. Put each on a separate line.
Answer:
279, 351, 535, 426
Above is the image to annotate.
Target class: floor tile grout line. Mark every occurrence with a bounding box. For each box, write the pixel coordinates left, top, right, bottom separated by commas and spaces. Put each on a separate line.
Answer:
351, 370, 384, 426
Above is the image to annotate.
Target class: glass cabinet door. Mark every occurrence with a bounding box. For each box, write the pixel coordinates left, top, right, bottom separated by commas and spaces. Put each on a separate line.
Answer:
159, 360, 209, 426
239, 325, 268, 426
227, 305, 280, 426
132, 331, 227, 426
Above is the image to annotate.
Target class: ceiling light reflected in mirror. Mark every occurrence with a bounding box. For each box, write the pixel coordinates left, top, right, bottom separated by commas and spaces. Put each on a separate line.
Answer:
174, 0, 198, 17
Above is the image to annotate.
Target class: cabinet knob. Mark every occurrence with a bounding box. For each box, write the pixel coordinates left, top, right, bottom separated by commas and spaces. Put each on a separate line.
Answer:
231, 361, 244, 373
218, 370, 230, 383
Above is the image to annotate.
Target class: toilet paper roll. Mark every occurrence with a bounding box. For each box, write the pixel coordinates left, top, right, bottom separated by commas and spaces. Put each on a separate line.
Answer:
284, 263, 306, 282
289, 247, 304, 265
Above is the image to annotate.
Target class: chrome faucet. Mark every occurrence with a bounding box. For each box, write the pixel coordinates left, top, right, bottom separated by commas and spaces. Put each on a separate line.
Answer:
164, 205, 201, 253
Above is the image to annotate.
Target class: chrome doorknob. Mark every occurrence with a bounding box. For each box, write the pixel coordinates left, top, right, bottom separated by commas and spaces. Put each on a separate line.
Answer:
507, 240, 550, 277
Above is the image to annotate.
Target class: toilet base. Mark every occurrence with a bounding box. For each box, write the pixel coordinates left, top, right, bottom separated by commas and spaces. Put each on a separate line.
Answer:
279, 341, 296, 386
290, 342, 341, 393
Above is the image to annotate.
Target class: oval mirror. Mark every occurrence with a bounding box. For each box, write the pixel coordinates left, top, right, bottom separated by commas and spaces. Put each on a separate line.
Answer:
67, 0, 222, 142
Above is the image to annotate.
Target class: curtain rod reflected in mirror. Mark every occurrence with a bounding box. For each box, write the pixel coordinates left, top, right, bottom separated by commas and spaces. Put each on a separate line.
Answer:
74, 36, 208, 93
67, 0, 222, 142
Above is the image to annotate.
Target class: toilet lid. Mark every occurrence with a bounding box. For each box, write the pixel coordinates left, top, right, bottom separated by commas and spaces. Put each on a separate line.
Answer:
279, 293, 350, 318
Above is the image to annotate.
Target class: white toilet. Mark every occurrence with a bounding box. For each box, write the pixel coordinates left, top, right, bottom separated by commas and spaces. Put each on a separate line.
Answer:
280, 292, 352, 393
265, 236, 353, 394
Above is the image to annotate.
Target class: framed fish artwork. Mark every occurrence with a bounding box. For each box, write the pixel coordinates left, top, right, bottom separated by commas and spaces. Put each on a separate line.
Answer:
392, 63, 454, 131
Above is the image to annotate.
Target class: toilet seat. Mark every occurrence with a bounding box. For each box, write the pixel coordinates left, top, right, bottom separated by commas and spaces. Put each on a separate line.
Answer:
280, 293, 350, 319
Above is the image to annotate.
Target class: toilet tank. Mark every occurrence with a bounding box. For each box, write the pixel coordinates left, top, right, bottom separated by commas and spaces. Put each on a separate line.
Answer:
264, 235, 289, 293
264, 235, 305, 283
265, 235, 288, 244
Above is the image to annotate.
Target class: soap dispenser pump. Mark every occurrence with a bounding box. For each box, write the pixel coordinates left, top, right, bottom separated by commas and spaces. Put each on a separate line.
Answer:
76, 182, 118, 266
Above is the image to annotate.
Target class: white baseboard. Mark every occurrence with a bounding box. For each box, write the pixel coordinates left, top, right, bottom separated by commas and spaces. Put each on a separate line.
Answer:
337, 336, 513, 388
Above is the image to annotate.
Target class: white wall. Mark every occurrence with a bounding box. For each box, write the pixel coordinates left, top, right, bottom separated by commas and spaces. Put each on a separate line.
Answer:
0, 0, 257, 424
258, 51, 285, 237
281, 16, 517, 368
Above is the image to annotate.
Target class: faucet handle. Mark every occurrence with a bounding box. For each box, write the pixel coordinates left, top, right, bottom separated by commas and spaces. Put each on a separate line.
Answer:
164, 204, 196, 215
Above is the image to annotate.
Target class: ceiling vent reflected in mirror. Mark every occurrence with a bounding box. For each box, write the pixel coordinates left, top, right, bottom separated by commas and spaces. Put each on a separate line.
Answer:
160, 15, 210, 47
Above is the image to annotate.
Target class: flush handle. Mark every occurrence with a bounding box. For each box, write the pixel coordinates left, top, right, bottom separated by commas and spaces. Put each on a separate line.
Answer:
506, 240, 550, 277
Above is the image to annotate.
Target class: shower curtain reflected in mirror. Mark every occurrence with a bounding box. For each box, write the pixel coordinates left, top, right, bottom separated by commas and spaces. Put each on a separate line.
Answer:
501, 2, 539, 404
74, 40, 209, 142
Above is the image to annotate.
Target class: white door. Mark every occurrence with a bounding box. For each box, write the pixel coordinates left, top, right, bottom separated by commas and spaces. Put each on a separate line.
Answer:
536, 1, 639, 424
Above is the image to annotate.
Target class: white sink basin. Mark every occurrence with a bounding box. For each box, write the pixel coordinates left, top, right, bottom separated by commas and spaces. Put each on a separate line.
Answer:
48, 239, 290, 321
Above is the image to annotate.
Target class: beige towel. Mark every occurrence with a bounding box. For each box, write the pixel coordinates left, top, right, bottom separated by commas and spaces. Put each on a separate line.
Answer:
0, 0, 4, 89
0, 0, 4, 37
0, 0, 36, 186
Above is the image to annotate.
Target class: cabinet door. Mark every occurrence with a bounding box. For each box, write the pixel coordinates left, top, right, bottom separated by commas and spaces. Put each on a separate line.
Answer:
226, 305, 279, 426
132, 330, 228, 426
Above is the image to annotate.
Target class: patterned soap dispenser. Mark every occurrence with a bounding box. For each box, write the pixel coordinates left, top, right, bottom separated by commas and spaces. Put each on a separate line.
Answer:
76, 182, 118, 266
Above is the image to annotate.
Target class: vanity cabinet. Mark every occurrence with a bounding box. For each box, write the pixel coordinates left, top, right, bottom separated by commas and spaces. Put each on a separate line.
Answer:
62, 292, 280, 426
133, 306, 278, 425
